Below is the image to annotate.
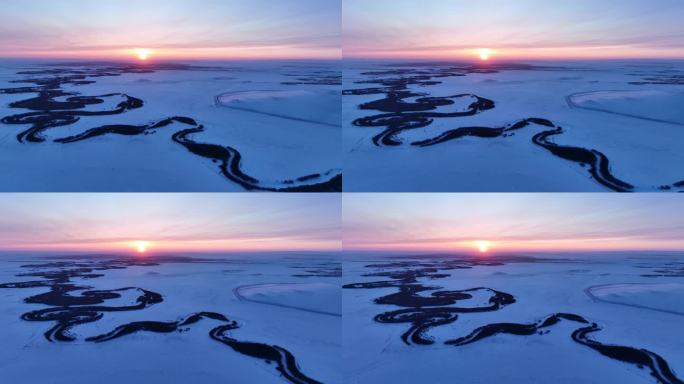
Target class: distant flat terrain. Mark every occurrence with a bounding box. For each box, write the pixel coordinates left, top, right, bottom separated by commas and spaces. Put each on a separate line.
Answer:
0, 253, 341, 384
343, 60, 684, 192
343, 252, 684, 383
0, 60, 341, 192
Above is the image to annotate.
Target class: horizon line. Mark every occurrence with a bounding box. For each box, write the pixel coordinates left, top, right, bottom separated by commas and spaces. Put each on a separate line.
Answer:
342, 55, 684, 62
341, 248, 684, 254
0, 56, 341, 62
0, 248, 342, 256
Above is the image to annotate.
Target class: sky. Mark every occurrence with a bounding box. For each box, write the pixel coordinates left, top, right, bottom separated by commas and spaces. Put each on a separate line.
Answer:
0, 194, 340, 254
344, 0, 684, 60
0, 0, 340, 60
343, 194, 684, 253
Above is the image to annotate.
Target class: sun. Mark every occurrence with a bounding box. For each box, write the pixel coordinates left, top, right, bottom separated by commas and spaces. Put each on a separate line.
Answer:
477, 241, 490, 253
134, 241, 149, 253
478, 48, 492, 61
135, 48, 151, 61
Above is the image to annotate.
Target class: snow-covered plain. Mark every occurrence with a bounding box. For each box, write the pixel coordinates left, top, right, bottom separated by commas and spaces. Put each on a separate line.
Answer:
343, 60, 684, 192
0, 253, 341, 383
0, 60, 341, 191
343, 252, 684, 383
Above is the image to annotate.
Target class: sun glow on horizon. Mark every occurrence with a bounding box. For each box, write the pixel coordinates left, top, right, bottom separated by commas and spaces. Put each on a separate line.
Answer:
134, 241, 149, 254
478, 48, 492, 61
477, 241, 491, 253
135, 48, 151, 61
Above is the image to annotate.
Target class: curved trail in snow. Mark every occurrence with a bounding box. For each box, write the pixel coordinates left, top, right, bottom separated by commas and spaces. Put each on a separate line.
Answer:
215, 92, 340, 128
584, 283, 684, 317
0, 258, 322, 384
566, 91, 684, 126
233, 283, 342, 318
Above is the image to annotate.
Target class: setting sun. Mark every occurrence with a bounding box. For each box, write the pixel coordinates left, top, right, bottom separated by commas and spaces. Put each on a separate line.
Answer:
477, 241, 490, 253
478, 48, 492, 61
135, 48, 151, 61
135, 241, 149, 253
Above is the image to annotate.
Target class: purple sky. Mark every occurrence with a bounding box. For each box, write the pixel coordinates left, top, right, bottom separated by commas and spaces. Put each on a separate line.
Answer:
344, 0, 684, 59
343, 194, 684, 253
0, 194, 341, 253
0, 0, 340, 60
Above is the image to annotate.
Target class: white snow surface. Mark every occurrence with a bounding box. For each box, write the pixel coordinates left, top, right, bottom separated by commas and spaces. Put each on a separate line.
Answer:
0, 60, 341, 191
0, 253, 341, 383
343, 252, 684, 383
343, 60, 684, 192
